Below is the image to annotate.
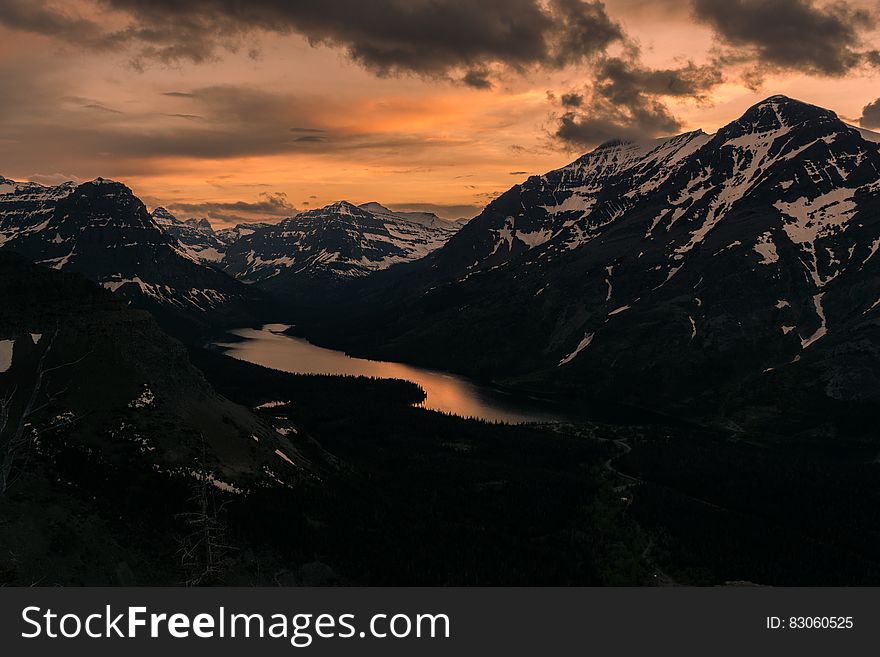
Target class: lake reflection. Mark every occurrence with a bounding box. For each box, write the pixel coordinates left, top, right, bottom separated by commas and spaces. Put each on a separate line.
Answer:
211, 324, 567, 424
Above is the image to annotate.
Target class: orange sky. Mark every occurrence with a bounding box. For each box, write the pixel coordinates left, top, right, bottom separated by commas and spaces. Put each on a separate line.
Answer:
0, 0, 878, 225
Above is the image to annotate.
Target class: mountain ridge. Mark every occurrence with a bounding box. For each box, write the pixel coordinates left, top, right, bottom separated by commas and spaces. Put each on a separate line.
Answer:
156, 199, 462, 290
0, 177, 265, 338
287, 95, 880, 435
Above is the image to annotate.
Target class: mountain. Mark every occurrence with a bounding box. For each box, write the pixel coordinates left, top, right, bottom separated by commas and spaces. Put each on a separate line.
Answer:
0, 251, 303, 489
221, 200, 461, 289
358, 201, 457, 229
294, 96, 880, 435
0, 178, 264, 338
155, 201, 460, 300
151, 207, 226, 263
0, 252, 308, 583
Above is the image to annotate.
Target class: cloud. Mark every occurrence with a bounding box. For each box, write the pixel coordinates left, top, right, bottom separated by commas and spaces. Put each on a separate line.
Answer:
27, 172, 81, 186
167, 191, 296, 222
0, 1, 718, 160
553, 56, 722, 147
548, 0, 625, 66
462, 68, 494, 89
62, 96, 125, 114
692, 0, 880, 76
0, 76, 475, 175
386, 202, 483, 220
860, 98, 880, 129
0, 0, 626, 84
83, 103, 124, 114
0, 0, 108, 45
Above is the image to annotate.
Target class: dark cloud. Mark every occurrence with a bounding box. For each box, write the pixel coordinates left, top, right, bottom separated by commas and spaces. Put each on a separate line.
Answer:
0, 0, 108, 45
462, 68, 494, 89
0, 0, 625, 83
556, 106, 679, 146
509, 171, 529, 175
860, 98, 880, 129
692, 0, 879, 76
548, 0, 624, 66
594, 57, 722, 103
553, 56, 722, 147
0, 0, 718, 159
167, 191, 296, 222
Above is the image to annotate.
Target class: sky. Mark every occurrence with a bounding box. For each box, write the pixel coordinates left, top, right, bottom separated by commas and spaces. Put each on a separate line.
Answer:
0, 0, 879, 225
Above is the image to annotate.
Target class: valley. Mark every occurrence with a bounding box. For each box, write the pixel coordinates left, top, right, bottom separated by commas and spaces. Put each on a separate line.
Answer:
1, 95, 880, 586
210, 324, 573, 423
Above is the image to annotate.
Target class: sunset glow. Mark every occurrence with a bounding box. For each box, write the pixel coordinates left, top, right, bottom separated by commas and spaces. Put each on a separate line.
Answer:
1, 0, 878, 225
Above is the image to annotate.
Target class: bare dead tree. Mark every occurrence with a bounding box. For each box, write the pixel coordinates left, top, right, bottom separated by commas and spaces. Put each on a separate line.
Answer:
0, 329, 88, 495
176, 435, 231, 586
0, 386, 15, 440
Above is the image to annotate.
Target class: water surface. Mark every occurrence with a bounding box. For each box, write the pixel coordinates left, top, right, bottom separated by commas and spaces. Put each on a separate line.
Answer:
211, 324, 568, 424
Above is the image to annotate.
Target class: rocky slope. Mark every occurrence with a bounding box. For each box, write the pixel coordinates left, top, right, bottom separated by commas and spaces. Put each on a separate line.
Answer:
294, 96, 880, 434
0, 178, 264, 337
219, 200, 460, 285
0, 252, 307, 583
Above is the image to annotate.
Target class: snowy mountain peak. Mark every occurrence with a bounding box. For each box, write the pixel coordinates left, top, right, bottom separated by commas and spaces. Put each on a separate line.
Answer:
337, 97, 880, 424
151, 207, 215, 235
358, 202, 449, 229
0, 179, 256, 326
594, 137, 637, 151
359, 201, 394, 214
221, 198, 462, 284
151, 206, 177, 225
723, 95, 842, 141
320, 200, 366, 217
190, 218, 214, 233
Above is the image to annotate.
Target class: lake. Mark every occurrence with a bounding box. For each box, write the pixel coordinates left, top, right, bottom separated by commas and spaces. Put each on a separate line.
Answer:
210, 324, 570, 424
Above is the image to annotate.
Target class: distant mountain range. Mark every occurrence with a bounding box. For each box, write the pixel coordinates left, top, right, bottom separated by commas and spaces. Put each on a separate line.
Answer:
0, 176, 461, 335
293, 96, 880, 435
152, 200, 461, 286
151, 206, 228, 264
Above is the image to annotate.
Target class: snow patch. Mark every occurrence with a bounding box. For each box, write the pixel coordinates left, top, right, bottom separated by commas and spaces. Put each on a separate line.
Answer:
0, 340, 13, 373
800, 293, 827, 349
753, 232, 779, 265
559, 333, 594, 366
256, 400, 289, 410
128, 385, 155, 409
275, 449, 296, 466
